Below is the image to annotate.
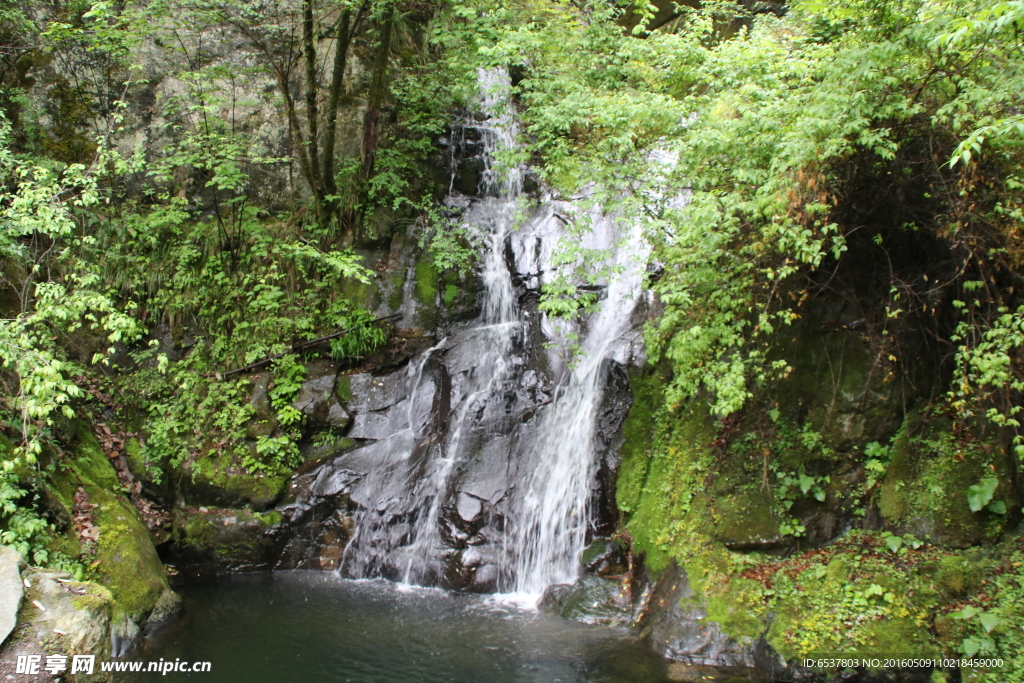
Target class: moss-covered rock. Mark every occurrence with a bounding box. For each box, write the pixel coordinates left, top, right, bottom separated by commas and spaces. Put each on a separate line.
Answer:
618, 384, 715, 573
90, 487, 168, 625
538, 575, 633, 626
413, 257, 441, 331
169, 507, 282, 576
615, 370, 662, 517
771, 306, 928, 451
180, 449, 288, 511
707, 474, 783, 550
879, 411, 1014, 548
243, 372, 278, 439
613, 316, 1012, 676
762, 539, 940, 661
43, 422, 174, 636
1, 568, 114, 683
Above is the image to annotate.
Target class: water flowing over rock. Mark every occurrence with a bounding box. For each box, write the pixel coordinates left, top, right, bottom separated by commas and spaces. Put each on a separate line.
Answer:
274, 68, 652, 597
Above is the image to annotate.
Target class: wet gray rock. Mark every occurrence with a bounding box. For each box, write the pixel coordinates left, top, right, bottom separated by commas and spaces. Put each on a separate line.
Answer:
292, 363, 352, 432
539, 575, 633, 626
344, 370, 407, 413
641, 564, 757, 669
581, 538, 627, 576
454, 434, 515, 504
592, 360, 633, 536
271, 295, 638, 593
456, 492, 483, 523
271, 458, 358, 570
0, 547, 25, 646
266, 130, 646, 594
0, 569, 115, 682
344, 368, 434, 439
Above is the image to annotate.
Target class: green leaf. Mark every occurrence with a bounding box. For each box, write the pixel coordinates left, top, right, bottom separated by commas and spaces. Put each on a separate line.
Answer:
884, 535, 903, 552
978, 612, 1001, 633
986, 499, 1007, 515
799, 474, 815, 494
953, 605, 980, 620
967, 478, 999, 512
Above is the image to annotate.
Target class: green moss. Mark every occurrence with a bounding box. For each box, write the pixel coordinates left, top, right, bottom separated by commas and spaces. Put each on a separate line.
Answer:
335, 375, 353, 403
879, 412, 1010, 548
69, 581, 114, 612
255, 509, 282, 527
125, 437, 145, 473
621, 399, 716, 573
763, 537, 940, 661
826, 557, 849, 581
709, 488, 780, 546
175, 507, 278, 568
90, 485, 169, 622
39, 423, 172, 623
615, 370, 662, 516
39, 631, 73, 656
415, 258, 439, 302
387, 265, 407, 312
339, 275, 379, 311
413, 257, 440, 330
185, 449, 288, 511
182, 513, 217, 551
934, 551, 992, 599
615, 324, 1014, 669
705, 577, 767, 642
68, 422, 120, 491
443, 283, 459, 307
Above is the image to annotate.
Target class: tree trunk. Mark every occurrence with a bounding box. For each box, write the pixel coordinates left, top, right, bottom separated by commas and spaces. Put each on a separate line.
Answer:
303, 0, 325, 223
358, 4, 394, 185
341, 4, 395, 243
323, 1, 369, 200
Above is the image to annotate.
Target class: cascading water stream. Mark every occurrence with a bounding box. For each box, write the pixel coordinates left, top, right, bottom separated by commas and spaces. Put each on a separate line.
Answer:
327, 67, 652, 599
399, 70, 523, 581
508, 212, 650, 596
339, 68, 524, 585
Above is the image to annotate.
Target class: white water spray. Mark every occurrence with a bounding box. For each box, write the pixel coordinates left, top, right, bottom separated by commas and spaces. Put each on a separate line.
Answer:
508, 210, 649, 596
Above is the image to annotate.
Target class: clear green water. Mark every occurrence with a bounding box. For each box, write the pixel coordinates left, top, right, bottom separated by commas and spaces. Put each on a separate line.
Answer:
120, 572, 670, 683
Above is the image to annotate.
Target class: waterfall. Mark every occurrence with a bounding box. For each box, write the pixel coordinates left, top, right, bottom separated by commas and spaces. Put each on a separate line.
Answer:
313, 67, 650, 599
464, 69, 652, 595
399, 69, 523, 581
507, 211, 649, 596
336, 68, 525, 584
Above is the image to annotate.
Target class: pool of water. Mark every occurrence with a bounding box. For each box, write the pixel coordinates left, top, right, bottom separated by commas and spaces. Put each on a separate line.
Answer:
119, 572, 670, 682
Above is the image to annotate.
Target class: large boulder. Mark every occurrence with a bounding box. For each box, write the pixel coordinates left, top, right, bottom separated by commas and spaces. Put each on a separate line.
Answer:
0, 546, 26, 647
292, 362, 351, 431
0, 568, 115, 683
168, 507, 283, 578
538, 575, 633, 627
